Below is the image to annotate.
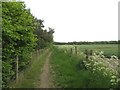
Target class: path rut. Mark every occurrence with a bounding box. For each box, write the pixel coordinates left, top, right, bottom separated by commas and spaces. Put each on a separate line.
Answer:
38, 52, 54, 88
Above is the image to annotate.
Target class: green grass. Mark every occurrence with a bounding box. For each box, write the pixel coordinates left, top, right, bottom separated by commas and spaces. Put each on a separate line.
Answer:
9, 49, 50, 88
55, 44, 119, 58
50, 47, 112, 88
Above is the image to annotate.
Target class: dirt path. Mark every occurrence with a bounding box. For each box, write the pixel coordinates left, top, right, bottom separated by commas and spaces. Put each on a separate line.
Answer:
38, 52, 54, 88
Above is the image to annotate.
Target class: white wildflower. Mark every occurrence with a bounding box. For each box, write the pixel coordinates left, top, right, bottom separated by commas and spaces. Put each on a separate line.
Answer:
110, 79, 116, 83
111, 75, 117, 79
99, 51, 104, 55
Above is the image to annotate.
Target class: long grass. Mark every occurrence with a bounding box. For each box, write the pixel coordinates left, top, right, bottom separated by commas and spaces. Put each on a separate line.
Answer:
9, 49, 50, 88
50, 47, 112, 88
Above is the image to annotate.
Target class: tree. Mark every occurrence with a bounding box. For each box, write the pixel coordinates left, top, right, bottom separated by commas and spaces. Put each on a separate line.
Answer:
35, 19, 54, 50
2, 2, 37, 87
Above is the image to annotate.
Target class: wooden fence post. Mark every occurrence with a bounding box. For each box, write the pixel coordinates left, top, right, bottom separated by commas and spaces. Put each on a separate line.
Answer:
70, 48, 73, 54
31, 52, 32, 59
16, 55, 18, 82
39, 49, 40, 54
90, 50, 93, 56
85, 49, 89, 60
84, 50, 93, 60
75, 46, 77, 55
36, 50, 37, 56
36, 49, 39, 58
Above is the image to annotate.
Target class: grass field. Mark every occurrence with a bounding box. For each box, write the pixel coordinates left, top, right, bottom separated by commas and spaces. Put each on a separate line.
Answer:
55, 44, 119, 58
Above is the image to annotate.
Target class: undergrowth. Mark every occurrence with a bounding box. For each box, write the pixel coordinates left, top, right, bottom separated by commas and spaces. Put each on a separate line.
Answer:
9, 49, 50, 88
50, 47, 115, 88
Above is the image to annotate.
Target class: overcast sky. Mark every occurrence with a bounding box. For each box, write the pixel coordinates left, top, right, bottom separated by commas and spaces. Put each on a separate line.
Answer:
20, 0, 119, 42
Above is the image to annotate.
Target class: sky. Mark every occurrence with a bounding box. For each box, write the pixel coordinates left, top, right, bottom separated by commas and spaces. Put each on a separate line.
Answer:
20, 0, 119, 42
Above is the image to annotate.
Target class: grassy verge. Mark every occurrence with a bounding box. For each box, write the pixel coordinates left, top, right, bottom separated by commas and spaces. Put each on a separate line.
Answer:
50, 47, 112, 88
9, 49, 50, 88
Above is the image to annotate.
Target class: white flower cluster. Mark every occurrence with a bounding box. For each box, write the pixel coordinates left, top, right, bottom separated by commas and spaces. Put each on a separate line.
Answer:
83, 51, 119, 87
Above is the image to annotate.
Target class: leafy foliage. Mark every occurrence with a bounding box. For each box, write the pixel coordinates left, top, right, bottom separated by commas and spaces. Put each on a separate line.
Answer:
2, 2, 54, 87
35, 19, 54, 50
2, 2, 37, 87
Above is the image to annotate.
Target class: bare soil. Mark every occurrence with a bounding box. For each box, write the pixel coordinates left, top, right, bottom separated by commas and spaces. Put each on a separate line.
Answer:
37, 52, 54, 88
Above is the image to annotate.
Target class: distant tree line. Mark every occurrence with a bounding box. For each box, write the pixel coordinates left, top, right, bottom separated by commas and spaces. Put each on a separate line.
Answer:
54, 40, 120, 45
2, 2, 54, 87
